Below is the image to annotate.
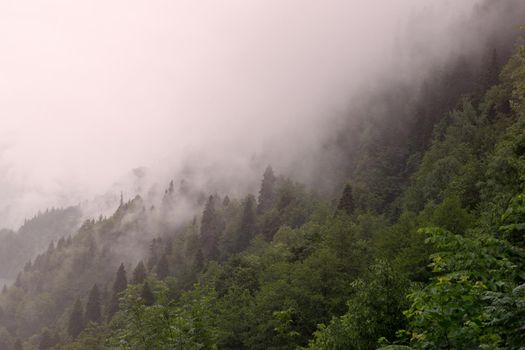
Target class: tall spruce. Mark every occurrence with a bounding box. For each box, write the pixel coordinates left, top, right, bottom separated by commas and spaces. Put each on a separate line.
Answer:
67, 299, 84, 339
337, 184, 355, 216
235, 195, 257, 253
257, 166, 277, 214
132, 260, 147, 284
155, 254, 169, 280
200, 195, 221, 260
84, 284, 101, 324
147, 238, 162, 270
141, 282, 155, 306
108, 263, 128, 319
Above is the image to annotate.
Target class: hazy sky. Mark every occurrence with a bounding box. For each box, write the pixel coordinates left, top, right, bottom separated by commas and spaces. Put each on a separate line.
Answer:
0, 0, 482, 228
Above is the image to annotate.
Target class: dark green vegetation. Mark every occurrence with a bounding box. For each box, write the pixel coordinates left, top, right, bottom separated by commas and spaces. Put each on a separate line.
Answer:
2, 12, 525, 350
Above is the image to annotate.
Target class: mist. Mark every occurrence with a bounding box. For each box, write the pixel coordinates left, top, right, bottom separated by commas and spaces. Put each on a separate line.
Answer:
0, 0, 516, 228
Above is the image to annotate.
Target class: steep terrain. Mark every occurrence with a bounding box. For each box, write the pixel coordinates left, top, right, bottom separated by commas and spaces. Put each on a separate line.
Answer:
0, 3, 525, 350
0, 207, 82, 281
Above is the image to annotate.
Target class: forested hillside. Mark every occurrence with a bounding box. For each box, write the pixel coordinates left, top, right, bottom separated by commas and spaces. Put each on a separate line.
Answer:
0, 207, 82, 281
1, 4, 525, 350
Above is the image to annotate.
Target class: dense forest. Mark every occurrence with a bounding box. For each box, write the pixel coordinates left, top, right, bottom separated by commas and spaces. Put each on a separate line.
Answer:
1, 2, 525, 350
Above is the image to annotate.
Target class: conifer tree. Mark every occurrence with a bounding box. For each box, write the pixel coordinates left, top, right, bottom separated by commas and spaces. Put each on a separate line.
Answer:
113, 263, 128, 294
337, 184, 355, 216
147, 238, 162, 270
132, 261, 147, 284
108, 263, 127, 319
141, 282, 155, 306
84, 284, 101, 324
155, 254, 169, 280
257, 166, 277, 214
200, 195, 222, 260
235, 195, 257, 253
194, 248, 204, 272
68, 299, 84, 339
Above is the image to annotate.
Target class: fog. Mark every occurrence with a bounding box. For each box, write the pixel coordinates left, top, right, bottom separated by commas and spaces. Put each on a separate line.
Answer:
0, 0, 512, 228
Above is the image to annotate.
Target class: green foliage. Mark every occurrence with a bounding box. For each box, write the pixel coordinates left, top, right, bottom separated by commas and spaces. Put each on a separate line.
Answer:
257, 166, 277, 214
84, 285, 101, 325
54, 323, 109, 350
108, 264, 128, 319
306, 260, 410, 350
200, 195, 224, 261
140, 282, 155, 307
155, 254, 169, 279
109, 280, 218, 350
499, 193, 525, 246
336, 184, 355, 216
67, 300, 84, 339
403, 226, 525, 349
235, 195, 257, 253
131, 261, 147, 285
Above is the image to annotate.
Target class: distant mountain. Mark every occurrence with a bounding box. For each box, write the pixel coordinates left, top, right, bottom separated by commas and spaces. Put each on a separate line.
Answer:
0, 206, 82, 280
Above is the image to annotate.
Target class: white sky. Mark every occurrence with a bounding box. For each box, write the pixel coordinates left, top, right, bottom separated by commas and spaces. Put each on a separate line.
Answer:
0, 0, 479, 228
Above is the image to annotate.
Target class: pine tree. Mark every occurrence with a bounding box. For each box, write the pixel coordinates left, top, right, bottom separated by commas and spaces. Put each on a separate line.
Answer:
132, 261, 147, 284
194, 248, 204, 272
113, 263, 128, 295
155, 254, 169, 280
147, 238, 162, 270
84, 284, 101, 324
108, 263, 128, 319
337, 184, 355, 216
68, 299, 84, 339
1, 285, 6, 294
235, 195, 257, 253
200, 195, 222, 260
141, 282, 155, 306
480, 47, 500, 90
257, 166, 277, 214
